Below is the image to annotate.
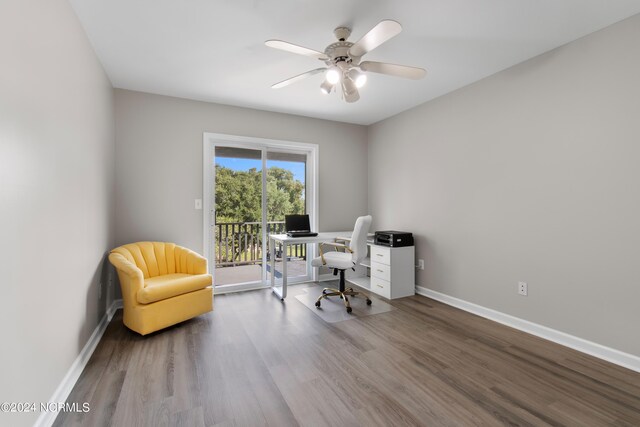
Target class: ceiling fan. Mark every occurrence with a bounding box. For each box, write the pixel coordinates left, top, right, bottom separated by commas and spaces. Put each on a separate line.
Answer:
265, 20, 427, 103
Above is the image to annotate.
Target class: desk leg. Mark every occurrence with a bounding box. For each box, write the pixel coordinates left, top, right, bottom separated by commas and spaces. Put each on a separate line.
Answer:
270, 237, 275, 288
281, 242, 288, 299
270, 238, 286, 300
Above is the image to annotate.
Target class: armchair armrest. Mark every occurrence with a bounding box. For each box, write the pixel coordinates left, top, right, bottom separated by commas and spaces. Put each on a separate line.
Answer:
108, 253, 143, 280
173, 246, 208, 275
183, 248, 208, 275
108, 253, 144, 306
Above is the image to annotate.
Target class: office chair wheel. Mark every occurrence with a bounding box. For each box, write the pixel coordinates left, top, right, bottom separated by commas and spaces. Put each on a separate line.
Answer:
315, 301, 321, 308
346, 306, 352, 313
366, 299, 372, 305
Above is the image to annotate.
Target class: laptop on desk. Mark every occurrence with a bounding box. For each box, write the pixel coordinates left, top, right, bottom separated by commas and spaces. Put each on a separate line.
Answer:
285, 214, 318, 237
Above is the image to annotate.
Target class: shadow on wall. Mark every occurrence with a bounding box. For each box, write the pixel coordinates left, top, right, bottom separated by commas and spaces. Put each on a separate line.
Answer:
78, 253, 113, 352
414, 234, 433, 288
109, 258, 121, 302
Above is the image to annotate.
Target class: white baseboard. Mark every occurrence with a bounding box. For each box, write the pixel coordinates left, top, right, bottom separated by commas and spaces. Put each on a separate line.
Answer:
35, 299, 123, 427
108, 299, 123, 319
415, 286, 640, 373
214, 283, 267, 294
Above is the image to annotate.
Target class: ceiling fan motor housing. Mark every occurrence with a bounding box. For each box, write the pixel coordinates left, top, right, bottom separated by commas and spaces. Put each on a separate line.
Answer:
325, 41, 356, 66
325, 27, 362, 67
333, 26, 351, 42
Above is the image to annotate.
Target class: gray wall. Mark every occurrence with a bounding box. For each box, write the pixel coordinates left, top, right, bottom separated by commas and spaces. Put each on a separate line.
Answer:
114, 89, 368, 250
368, 14, 640, 357
0, 0, 115, 425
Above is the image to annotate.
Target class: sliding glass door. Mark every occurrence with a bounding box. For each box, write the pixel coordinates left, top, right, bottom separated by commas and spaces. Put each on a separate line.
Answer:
203, 135, 317, 293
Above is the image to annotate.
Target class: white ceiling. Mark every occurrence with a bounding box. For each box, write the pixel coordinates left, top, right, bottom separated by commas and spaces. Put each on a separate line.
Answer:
69, 0, 640, 125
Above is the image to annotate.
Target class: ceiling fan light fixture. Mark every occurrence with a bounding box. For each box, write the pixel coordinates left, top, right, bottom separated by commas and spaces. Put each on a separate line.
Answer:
349, 69, 367, 88
325, 67, 340, 85
342, 76, 357, 95
341, 76, 360, 103
319, 80, 334, 95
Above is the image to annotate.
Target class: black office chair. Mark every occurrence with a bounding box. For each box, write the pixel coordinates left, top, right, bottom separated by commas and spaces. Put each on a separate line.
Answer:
312, 215, 372, 313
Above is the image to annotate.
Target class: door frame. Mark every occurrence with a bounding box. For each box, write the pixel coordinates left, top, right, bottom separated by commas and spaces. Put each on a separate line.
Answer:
203, 132, 319, 292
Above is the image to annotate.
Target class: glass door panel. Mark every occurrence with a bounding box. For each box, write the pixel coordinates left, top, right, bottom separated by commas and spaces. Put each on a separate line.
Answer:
266, 150, 311, 284
213, 146, 263, 287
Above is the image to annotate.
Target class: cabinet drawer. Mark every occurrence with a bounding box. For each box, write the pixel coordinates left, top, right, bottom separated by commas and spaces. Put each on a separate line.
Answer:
370, 276, 391, 299
371, 262, 390, 282
371, 245, 390, 266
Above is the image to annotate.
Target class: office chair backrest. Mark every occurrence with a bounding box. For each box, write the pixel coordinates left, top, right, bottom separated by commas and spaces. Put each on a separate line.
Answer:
349, 215, 372, 264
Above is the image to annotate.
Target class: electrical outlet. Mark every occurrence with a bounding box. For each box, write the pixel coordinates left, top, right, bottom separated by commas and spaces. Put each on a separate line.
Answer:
195, 199, 203, 210
417, 259, 425, 270
518, 281, 528, 296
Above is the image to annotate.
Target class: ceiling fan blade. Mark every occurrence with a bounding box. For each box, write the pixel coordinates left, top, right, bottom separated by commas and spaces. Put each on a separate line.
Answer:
348, 20, 402, 58
265, 40, 328, 61
360, 61, 426, 80
271, 68, 327, 89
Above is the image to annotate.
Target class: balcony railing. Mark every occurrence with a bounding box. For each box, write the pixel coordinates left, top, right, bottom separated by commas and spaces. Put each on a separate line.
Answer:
215, 221, 306, 267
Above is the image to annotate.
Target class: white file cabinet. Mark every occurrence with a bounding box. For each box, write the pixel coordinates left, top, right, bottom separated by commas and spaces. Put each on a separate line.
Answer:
347, 243, 415, 300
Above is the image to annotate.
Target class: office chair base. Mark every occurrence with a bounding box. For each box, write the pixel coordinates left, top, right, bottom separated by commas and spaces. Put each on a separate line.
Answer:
316, 269, 372, 313
315, 286, 372, 313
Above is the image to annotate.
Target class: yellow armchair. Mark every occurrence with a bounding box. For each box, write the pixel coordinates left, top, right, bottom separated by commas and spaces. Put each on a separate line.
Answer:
109, 242, 213, 335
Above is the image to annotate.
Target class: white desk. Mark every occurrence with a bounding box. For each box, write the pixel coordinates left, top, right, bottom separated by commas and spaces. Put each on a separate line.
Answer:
269, 231, 351, 300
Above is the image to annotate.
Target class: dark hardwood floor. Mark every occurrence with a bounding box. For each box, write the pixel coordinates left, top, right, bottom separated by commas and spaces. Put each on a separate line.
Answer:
55, 283, 640, 426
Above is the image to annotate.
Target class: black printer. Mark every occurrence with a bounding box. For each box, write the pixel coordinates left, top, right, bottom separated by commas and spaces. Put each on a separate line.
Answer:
374, 231, 414, 247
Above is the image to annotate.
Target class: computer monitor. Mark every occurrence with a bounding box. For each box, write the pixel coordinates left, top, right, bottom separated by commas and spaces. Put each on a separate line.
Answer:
285, 214, 311, 232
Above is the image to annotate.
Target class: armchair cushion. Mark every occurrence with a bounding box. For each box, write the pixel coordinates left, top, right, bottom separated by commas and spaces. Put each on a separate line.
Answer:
138, 273, 212, 304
